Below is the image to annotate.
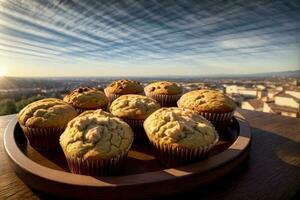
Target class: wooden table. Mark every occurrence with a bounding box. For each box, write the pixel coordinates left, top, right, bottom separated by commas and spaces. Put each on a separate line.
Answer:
0, 110, 299, 200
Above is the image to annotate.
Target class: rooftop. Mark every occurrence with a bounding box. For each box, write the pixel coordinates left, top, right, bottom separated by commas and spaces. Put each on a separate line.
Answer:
284, 86, 300, 92
247, 99, 264, 109
268, 103, 300, 114
275, 93, 300, 102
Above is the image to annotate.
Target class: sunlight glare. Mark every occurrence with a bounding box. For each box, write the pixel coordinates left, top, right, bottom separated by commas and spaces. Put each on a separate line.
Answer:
0, 66, 7, 76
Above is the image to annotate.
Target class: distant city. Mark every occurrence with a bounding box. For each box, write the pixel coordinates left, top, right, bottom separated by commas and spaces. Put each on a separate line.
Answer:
0, 70, 299, 118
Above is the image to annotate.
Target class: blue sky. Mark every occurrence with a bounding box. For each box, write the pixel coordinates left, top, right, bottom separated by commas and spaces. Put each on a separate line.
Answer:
0, 0, 299, 77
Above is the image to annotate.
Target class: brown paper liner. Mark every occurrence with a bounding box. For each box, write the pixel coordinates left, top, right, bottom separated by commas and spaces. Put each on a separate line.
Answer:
145, 90, 182, 107
122, 118, 147, 142
147, 133, 219, 167
65, 149, 129, 176
177, 100, 234, 130
73, 105, 108, 114
198, 111, 234, 122
20, 124, 65, 151
104, 88, 144, 103
198, 111, 234, 133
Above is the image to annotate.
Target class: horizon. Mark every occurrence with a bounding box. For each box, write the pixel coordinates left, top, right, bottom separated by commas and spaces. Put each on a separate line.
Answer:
1, 69, 300, 79
0, 1, 299, 76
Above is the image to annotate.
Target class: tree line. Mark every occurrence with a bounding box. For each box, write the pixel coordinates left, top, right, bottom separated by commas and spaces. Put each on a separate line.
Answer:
0, 95, 45, 116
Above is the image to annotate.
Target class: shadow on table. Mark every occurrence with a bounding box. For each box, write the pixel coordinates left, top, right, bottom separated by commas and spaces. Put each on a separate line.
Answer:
155, 127, 300, 200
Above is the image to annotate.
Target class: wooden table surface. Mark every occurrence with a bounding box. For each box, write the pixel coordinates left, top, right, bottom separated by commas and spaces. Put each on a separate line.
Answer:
0, 110, 299, 200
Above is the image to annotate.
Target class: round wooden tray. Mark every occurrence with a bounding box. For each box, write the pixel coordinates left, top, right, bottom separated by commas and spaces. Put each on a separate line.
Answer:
4, 112, 251, 199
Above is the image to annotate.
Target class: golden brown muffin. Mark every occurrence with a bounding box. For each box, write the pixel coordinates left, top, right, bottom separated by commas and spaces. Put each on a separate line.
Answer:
63, 87, 108, 112
178, 90, 236, 113
144, 81, 183, 107
109, 94, 160, 141
144, 107, 218, 148
109, 95, 160, 120
144, 107, 218, 166
105, 79, 143, 95
60, 109, 133, 175
18, 98, 78, 128
18, 98, 78, 151
144, 81, 182, 95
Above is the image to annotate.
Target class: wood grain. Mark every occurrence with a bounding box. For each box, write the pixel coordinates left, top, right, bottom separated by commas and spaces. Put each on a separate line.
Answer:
1, 110, 299, 199
0, 115, 39, 200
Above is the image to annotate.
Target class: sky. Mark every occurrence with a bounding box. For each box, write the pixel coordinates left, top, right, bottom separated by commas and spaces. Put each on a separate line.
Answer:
0, 0, 299, 77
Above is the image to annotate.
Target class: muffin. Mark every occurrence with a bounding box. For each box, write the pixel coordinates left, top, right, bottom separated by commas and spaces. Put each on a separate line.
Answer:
177, 90, 236, 127
109, 95, 160, 141
18, 98, 78, 151
63, 87, 109, 113
144, 107, 218, 167
104, 79, 144, 102
144, 81, 183, 107
60, 109, 133, 176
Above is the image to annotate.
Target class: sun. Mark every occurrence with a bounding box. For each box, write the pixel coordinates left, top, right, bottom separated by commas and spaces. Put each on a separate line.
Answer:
0, 66, 7, 76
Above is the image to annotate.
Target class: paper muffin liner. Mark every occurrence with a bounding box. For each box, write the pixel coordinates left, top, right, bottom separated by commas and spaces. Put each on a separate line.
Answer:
197, 112, 235, 134
104, 88, 144, 103
65, 149, 129, 176
122, 118, 147, 142
20, 124, 65, 151
145, 90, 182, 107
199, 111, 234, 122
73, 105, 108, 114
148, 133, 219, 167
177, 100, 234, 124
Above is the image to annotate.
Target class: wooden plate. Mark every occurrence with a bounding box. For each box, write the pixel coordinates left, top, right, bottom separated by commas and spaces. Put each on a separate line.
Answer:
4, 112, 251, 199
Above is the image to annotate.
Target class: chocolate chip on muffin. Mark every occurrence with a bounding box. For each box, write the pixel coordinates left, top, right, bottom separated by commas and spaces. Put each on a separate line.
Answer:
64, 87, 108, 113
104, 79, 144, 103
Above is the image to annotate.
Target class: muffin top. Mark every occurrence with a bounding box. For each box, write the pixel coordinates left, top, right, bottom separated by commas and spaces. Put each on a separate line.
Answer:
18, 98, 78, 128
178, 90, 236, 113
109, 95, 161, 120
105, 79, 143, 94
60, 109, 133, 160
144, 107, 218, 148
63, 87, 108, 109
145, 81, 182, 95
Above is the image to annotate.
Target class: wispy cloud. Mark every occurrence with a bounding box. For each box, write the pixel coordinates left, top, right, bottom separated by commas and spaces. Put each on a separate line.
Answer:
0, 0, 299, 76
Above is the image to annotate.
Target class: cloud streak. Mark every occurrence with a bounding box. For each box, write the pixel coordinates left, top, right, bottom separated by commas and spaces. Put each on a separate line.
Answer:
0, 0, 299, 75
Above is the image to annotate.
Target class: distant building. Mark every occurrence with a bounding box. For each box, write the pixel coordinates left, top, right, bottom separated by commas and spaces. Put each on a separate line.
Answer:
256, 85, 266, 90
182, 82, 206, 92
285, 87, 300, 99
291, 79, 300, 86
242, 87, 300, 118
261, 91, 300, 118
267, 89, 282, 99
274, 93, 300, 108
225, 85, 257, 97
263, 103, 300, 118
241, 99, 264, 111
257, 89, 267, 98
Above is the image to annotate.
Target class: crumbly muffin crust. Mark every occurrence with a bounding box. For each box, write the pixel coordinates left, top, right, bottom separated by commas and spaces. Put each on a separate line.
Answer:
63, 87, 108, 109
178, 90, 236, 113
144, 107, 218, 148
106, 79, 143, 94
145, 81, 182, 95
109, 95, 160, 120
18, 98, 78, 128
60, 109, 133, 160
